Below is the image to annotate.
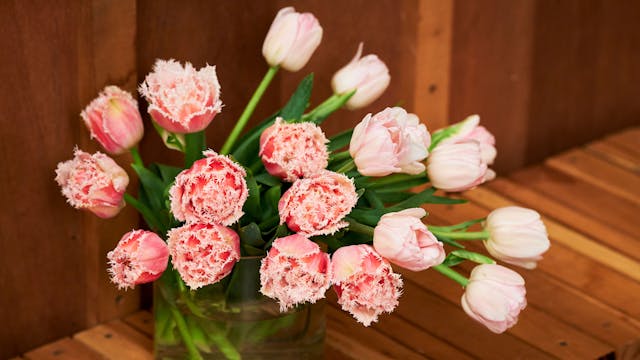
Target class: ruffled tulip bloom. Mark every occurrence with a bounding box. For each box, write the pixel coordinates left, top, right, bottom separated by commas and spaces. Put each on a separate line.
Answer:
461, 264, 527, 334
107, 230, 169, 289
373, 208, 445, 271
262, 7, 323, 72
55, 149, 129, 218
427, 140, 495, 192
331, 43, 391, 110
331, 245, 403, 326
259, 118, 329, 182
484, 206, 550, 269
279, 170, 358, 236
350, 107, 430, 177
260, 234, 331, 311
167, 223, 241, 289
169, 150, 248, 226
139, 59, 222, 133
439, 115, 497, 165
81, 86, 144, 154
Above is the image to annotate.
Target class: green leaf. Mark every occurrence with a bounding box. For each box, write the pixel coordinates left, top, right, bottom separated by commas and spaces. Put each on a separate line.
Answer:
328, 129, 353, 152
364, 172, 428, 189
254, 173, 281, 187
262, 185, 282, 216
450, 250, 495, 264
243, 171, 262, 220
373, 179, 429, 193
442, 253, 466, 267
375, 192, 414, 203
281, 74, 313, 121
422, 195, 467, 205
131, 164, 166, 212
238, 223, 265, 247
124, 193, 164, 233
242, 243, 265, 256
150, 163, 183, 184
258, 215, 280, 233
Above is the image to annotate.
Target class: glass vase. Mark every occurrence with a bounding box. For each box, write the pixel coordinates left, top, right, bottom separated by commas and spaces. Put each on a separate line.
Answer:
153, 256, 326, 360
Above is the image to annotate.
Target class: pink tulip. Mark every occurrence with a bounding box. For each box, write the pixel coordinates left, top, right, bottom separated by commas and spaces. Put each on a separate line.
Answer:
139, 59, 222, 134
167, 223, 241, 289
169, 150, 248, 226
107, 230, 169, 289
426, 140, 495, 192
373, 208, 445, 271
81, 86, 144, 154
279, 170, 358, 236
461, 264, 527, 333
55, 149, 129, 218
440, 115, 497, 165
260, 234, 331, 311
349, 107, 430, 177
484, 206, 550, 269
259, 118, 329, 182
331, 245, 403, 326
331, 43, 391, 110
262, 7, 323, 72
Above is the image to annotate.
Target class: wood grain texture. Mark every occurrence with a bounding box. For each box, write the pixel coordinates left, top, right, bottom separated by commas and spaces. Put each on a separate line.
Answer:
74, 320, 152, 360
23, 338, 104, 360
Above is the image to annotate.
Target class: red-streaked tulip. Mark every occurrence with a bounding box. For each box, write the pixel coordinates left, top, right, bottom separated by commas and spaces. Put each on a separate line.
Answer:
461, 264, 527, 334
373, 208, 445, 271
262, 7, 323, 72
279, 170, 358, 236
55, 149, 129, 218
331, 245, 403, 326
484, 206, 550, 269
426, 140, 495, 192
107, 230, 169, 289
139, 59, 222, 134
259, 118, 329, 182
167, 223, 241, 289
169, 150, 248, 226
81, 86, 144, 154
350, 107, 430, 177
260, 234, 331, 311
332, 43, 390, 110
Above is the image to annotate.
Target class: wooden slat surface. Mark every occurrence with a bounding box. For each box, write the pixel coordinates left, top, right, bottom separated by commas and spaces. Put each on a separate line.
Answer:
11, 127, 640, 359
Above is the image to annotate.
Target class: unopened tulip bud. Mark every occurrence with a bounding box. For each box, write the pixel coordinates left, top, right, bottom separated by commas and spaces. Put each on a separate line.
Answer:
438, 115, 497, 164
107, 230, 169, 289
484, 206, 550, 269
332, 43, 390, 110
427, 140, 495, 192
81, 86, 144, 154
262, 7, 323, 72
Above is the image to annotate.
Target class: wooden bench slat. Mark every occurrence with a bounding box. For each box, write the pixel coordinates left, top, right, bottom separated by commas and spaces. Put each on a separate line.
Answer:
511, 165, 640, 237
545, 148, 640, 205
586, 139, 640, 174
74, 320, 152, 360
604, 127, 640, 157
122, 311, 153, 338
23, 338, 104, 360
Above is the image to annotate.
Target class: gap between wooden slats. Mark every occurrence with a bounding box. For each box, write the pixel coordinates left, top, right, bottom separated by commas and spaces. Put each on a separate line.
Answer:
74, 320, 152, 360
604, 128, 640, 158
586, 140, 640, 174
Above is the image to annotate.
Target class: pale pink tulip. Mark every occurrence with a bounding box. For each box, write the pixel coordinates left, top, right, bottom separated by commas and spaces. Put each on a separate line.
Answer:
107, 230, 169, 289
169, 150, 248, 226
55, 149, 129, 218
81, 86, 144, 154
440, 115, 497, 165
331, 245, 403, 326
484, 206, 550, 269
426, 140, 495, 192
349, 107, 430, 177
260, 234, 331, 311
279, 170, 358, 236
139, 59, 222, 133
262, 7, 323, 72
167, 223, 241, 289
373, 208, 445, 271
461, 264, 527, 333
331, 43, 390, 110
259, 118, 329, 182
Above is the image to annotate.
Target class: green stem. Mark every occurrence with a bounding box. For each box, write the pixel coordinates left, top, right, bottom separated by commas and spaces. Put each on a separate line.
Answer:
433, 264, 469, 287
169, 306, 204, 360
429, 229, 490, 240
336, 159, 356, 174
184, 131, 206, 168
300, 90, 355, 124
130, 147, 144, 168
346, 217, 375, 237
329, 150, 351, 163
221, 66, 279, 155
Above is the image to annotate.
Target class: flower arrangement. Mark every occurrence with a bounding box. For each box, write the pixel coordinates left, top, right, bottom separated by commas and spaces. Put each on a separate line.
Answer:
55, 6, 550, 360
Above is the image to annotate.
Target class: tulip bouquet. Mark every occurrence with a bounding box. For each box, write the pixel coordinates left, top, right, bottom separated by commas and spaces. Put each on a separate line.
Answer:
55, 6, 550, 360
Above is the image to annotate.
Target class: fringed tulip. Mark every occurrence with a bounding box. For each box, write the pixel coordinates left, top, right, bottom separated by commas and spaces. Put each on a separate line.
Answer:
350, 107, 430, 177
426, 140, 495, 192
260, 234, 331, 311
262, 7, 323, 72
331, 245, 403, 326
332, 43, 390, 110
439, 115, 497, 165
373, 208, 445, 271
139, 59, 222, 133
81, 86, 144, 154
461, 264, 527, 333
169, 150, 248, 226
55, 149, 129, 218
279, 170, 358, 236
167, 223, 241, 289
259, 118, 329, 182
107, 230, 169, 289
484, 206, 550, 269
